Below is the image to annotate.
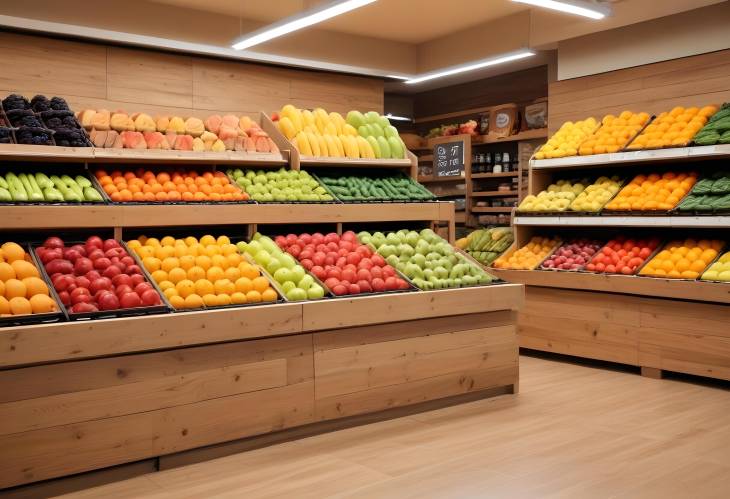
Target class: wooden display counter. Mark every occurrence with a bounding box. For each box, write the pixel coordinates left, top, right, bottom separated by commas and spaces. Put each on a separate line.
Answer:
0, 284, 523, 489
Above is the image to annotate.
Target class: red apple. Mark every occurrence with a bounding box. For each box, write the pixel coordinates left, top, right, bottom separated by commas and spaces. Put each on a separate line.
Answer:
89, 277, 112, 295
115, 284, 133, 297
103, 239, 120, 251
130, 274, 145, 287
141, 289, 161, 306
348, 283, 361, 294
119, 292, 142, 308
126, 265, 142, 275
288, 245, 301, 258
94, 257, 112, 270
285, 234, 298, 245
337, 248, 349, 257
274, 235, 287, 247
336, 257, 347, 268
86, 236, 103, 251
371, 277, 386, 292
134, 282, 153, 295
70, 287, 90, 299
87, 249, 104, 261
52, 274, 75, 292
46, 259, 73, 275
39, 248, 63, 264
74, 276, 91, 290
85, 270, 101, 282
324, 233, 339, 244
301, 234, 312, 245
312, 233, 324, 244
355, 246, 371, 257
300, 259, 313, 270
339, 241, 354, 252
112, 274, 132, 287
120, 256, 135, 267
74, 257, 93, 275
341, 268, 356, 283
324, 277, 340, 289
397, 279, 410, 290
300, 250, 314, 261
69, 244, 86, 256
326, 242, 339, 252
384, 277, 399, 291
382, 266, 395, 278
324, 254, 336, 266
57, 290, 71, 306
102, 265, 122, 279
98, 291, 120, 311
44, 236, 64, 249
71, 293, 93, 305
332, 284, 348, 296
70, 302, 98, 313
356, 280, 372, 293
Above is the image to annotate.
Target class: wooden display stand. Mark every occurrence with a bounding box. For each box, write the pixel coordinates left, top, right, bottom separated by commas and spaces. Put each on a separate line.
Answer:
0, 285, 523, 489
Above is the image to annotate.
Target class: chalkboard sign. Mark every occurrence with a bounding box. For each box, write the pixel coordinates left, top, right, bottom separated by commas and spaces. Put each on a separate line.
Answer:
433, 140, 464, 177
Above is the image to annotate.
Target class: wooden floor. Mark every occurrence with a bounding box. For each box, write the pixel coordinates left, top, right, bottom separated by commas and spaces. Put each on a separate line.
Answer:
60, 353, 730, 499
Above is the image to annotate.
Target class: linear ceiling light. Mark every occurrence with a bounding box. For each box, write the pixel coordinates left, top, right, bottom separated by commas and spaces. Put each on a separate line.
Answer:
405, 50, 535, 84
511, 0, 610, 20
385, 114, 411, 122
232, 0, 377, 50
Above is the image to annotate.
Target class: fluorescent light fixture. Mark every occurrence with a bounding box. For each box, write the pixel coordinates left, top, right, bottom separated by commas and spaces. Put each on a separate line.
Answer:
511, 0, 610, 20
385, 74, 411, 81
385, 114, 411, 122
405, 50, 535, 84
232, 0, 377, 50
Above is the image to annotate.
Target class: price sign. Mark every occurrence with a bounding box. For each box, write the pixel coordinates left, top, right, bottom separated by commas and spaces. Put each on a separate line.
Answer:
434, 140, 464, 177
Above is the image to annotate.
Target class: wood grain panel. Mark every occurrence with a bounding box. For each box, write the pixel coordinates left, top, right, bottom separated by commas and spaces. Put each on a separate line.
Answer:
639, 328, 730, 381
290, 71, 383, 114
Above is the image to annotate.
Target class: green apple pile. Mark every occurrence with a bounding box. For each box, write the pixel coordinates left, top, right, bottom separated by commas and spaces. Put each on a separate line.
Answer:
237, 233, 325, 301
227, 168, 333, 202
359, 228, 495, 290
347, 111, 407, 159
518, 179, 589, 212
570, 176, 622, 212
0, 172, 103, 202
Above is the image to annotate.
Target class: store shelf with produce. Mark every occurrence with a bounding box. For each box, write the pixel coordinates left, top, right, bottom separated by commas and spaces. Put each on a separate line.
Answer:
472, 128, 548, 145
513, 215, 730, 228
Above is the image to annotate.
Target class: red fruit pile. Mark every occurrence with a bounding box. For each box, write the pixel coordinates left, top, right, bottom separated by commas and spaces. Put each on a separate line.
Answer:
37, 236, 162, 314
275, 231, 409, 295
541, 239, 603, 271
586, 237, 661, 275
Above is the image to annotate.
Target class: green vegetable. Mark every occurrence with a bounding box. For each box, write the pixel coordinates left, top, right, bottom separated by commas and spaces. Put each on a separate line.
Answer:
83, 187, 103, 202
0, 187, 11, 201
35, 173, 53, 189
75, 175, 92, 188
0, 176, 8, 190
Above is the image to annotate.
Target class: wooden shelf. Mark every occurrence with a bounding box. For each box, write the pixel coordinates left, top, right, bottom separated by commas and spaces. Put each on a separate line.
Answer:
472, 206, 514, 213
418, 176, 465, 183
513, 215, 730, 228
530, 144, 730, 170
472, 190, 518, 197
418, 154, 434, 162
471, 172, 518, 179
491, 268, 730, 305
0, 202, 453, 229
472, 128, 548, 145
455, 211, 466, 223
299, 156, 413, 168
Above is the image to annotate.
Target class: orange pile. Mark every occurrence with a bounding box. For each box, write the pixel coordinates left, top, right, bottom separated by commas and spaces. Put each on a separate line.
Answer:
0, 242, 58, 316
639, 239, 722, 279
578, 111, 651, 155
604, 172, 697, 211
627, 106, 718, 150
95, 168, 249, 202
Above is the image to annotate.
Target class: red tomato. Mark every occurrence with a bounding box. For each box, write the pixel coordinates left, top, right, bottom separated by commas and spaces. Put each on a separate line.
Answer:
620, 266, 633, 275
605, 264, 616, 273
595, 262, 606, 272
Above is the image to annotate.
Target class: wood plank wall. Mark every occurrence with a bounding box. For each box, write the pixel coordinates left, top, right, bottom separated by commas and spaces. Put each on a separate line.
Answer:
0, 31, 384, 120
548, 49, 730, 133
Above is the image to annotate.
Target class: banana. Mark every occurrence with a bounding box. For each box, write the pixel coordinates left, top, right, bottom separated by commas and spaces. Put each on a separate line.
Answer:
315, 116, 327, 134
295, 131, 312, 156
280, 105, 303, 133
317, 135, 329, 156
366, 136, 382, 158
301, 109, 316, 128
313, 108, 329, 122
356, 136, 375, 159
324, 122, 338, 136
324, 135, 341, 157
333, 135, 346, 157
340, 134, 359, 158
329, 112, 345, 135
303, 125, 318, 135
278, 116, 297, 140
343, 124, 359, 136
306, 132, 321, 156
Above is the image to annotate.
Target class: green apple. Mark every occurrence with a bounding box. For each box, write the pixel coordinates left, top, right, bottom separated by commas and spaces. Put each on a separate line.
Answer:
286, 288, 307, 301
376, 116, 391, 129
423, 268, 435, 280
346, 110, 367, 129
399, 254, 410, 263
255, 250, 272, 267
434, 266, 448, 279
410, 253, 426, 268
365, 111, 380, 124
246, 240, 262, 255
358, 125, 371, 137
307, 284, 325, 299
292, 266, 306, 283
415, 240, 430, 255
280, 253, 298, 269
282, 281, 296, 293
298, 274, 314, 290
385, 232, 400, 245
273, 267, 294, 283
379, 244, 396, 258
405, 231, 420, 247
358, 231, 372, 240
386, 254, 399, 267
266, 259, 282, 274
236, 241, 248, 253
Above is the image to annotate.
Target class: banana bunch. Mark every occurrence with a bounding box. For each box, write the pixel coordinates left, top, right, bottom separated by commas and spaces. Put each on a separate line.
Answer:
462, 227, 514, 266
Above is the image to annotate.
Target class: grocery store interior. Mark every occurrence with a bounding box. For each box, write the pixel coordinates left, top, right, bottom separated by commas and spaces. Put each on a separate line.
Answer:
0, 0, 729, 497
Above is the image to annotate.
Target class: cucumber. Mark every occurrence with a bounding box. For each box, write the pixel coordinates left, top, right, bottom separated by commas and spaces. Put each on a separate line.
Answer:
6, 172, 24, 193
43, 187, 64, 202
75, 175, 92, 188
35, 173, 53, 189
61, 175, 83, 197
26, 174, 45, 201
51, 175, 71, 198
0, 176, 7, 190
83, 186, 103, 202
0, 187, 11, 202
18, 173, 43, 201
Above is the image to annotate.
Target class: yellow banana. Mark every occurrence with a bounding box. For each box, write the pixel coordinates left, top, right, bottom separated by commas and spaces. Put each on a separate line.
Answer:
280, 105, 302, 133
278, 116, 297, 140
303, 125, 318, 134
301, 109, 316, 128
317, 135, 329, 156
329, 112, 345, 135
323, 135, 341, 157
324, 122, 338, 136
343, 124, 358, 136
306, 132, 321, 156
295, 131, 312, 156
340, 134, 359, 158
356, 136, 375, 159
315, 116, 327, 134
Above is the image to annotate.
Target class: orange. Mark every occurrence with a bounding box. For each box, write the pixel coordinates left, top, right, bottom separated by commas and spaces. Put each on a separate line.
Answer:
155, 191, 168, 202
186, 244, 201, 257
245, 290, 262, 303
168, 268, 187, 284
0, 280, 4, 297
167, 191, 182, 202
194, 279, 215, 296
0, 296, 9, 314
160, 236, 176, 247
195, 255, 212, 270
221, 244, 237, 256
226, 253, 242, 267
239, 263, 259, 280
211, 254, 228, 269
163, 287, 178, 300
261, 288, 277, 302
1, 242, 25, 263
0, 262, 16, 281
173, 245, 189, 258
199, 235, 216, 246
206, 266, 224, 282
252, 276, 270, 293
29, 294, 56, 313
205, 245, 222, 257
151, 270, 169, 283
674, 259, 690, 273
22, 277, 49, 297
184, 236, 198, 246
690, 260, 708, 273
224, 267, 241, 281
156, 172, 171, 184
146, 237, 161, 247
187, 266, 206, 282
154, 245, 175, 260
214, 279, 235, 295
168, 295, 185, 309
157, 280, 175, 291
202, 294, 219, 307
681, 270, 699, 279
142, 257, 162, 272
183, 294, 204, 309
235, 277, 253, 293
176, 279, 196, 298
216, 293, 232, 305
5, 279, 26, 299
179, 255, 196, 270
161, 257, 181, 273
181, 191, 195, 201
230, 292, 247, 304
9, 296, 32, 315
216, 235, 231, 246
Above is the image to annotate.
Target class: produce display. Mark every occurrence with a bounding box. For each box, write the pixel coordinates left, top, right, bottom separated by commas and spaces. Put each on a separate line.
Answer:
274, 230, 409, 295
639, 238, 722, 279
455, 227, 514, 266
627, 105, 717, 149
604, 172, 697, 211
569, 176, 622, 212
534, 117, 598, 159
95, 168, 248, 202
693, 103, 730, 145
0, 172, 103, 203
424, 119, 478, 139
275, 105, 407, 159
540, 239, 604, 271
3, 94, 87, 146
361, 229, 495, 290
36, 236, 162, 314
677, 172, 730, 212
700, 251, 730, 282
585, 237, 661, 275
0, 241, 59, 317
130, 234, 277, 309
314, 172, 434, 201
238, 233, 326, 301
492, 236, 562, 270
226, 168, 332, 202
578, 111, 651, 155
79, 109, 278, 153
518, 179, 589, 212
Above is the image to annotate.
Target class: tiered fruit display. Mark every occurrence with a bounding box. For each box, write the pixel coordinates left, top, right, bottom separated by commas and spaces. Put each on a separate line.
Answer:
639, 238, 723, 279
569, 176, 622, 212
578, 111, 651, 155
540, 239, 604, 271
693, 103, 730, 145
455, 227, 514, 266
361, 229, 495, 290
518, 179, 589, 212
492, 236, 562, 270
700, 251, 730, 282
314, 172, 434, 201
274, 231, 409, 295
37, 236, 162, 314
275, 105, 407, 159
130, 234, 277, 309
604, 172, 697, 211
0, 172, 103, 203
0, 241, 59, 317
585, 237, 661, 275
79, 109, 279, 153
677, 172, 730, 212
627, 105, 717, 149
95, 168, 248, 202
226, 168, 332, 202
237, 234, 326, 301
534, 117, 598, 159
